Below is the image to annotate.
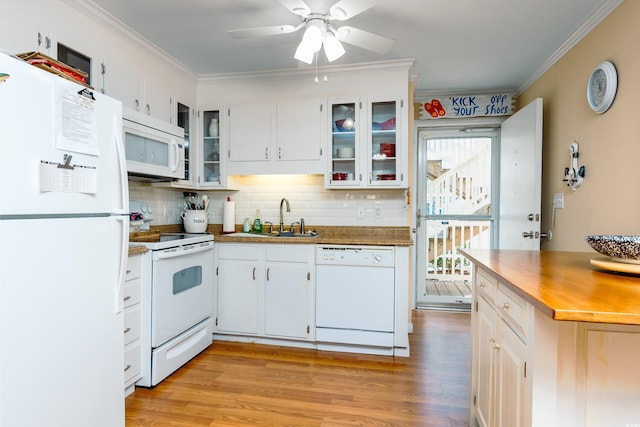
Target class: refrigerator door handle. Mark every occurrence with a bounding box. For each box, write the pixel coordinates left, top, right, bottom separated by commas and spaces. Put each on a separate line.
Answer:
114, 215, 128, 314
113, 115, 128, 213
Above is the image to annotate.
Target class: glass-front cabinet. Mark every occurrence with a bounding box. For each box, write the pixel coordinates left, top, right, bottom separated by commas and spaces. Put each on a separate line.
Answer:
369, 99, 401, 186
329, 101, 360, 186
327, 97, 405, 188
200, 108, 225, 188
177, 102, 193, 183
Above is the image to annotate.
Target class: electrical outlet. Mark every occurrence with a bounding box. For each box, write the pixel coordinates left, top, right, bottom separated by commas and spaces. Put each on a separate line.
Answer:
357, 206, 365, 219
375, 207, 382, 218
553, 193, 564, 209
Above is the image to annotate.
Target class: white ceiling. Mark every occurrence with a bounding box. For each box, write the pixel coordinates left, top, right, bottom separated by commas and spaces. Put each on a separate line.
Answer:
89, 0, 620, 94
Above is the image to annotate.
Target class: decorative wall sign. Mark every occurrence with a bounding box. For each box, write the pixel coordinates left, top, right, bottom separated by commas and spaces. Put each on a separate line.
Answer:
414, 93, 515, 120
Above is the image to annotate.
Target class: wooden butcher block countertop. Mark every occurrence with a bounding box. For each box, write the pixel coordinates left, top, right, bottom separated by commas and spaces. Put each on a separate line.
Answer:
460, 249, 640, 325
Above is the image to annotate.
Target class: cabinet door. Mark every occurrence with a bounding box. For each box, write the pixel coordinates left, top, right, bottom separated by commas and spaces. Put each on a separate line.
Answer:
142, 78, 173, 123
216, 260, 261, 335
200, 109, 226, 187
102, 57, 143, 113
327, 100, 362, 187
228, 103, 273, 162
276, 99, 325, 163
368, 97, 403, 186
476, 296, 498, 427
264, 263, 310, 340
497, 320, 528, 427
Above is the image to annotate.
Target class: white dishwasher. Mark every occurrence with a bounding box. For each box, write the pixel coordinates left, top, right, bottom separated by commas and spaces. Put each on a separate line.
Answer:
316, 245, 395, 355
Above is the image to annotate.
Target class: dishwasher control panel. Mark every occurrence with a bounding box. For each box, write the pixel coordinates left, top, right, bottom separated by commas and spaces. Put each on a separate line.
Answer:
316, 245, 395, 267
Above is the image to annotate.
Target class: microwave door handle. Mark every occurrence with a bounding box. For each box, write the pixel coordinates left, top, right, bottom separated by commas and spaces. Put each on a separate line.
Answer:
170, 138, 179, 172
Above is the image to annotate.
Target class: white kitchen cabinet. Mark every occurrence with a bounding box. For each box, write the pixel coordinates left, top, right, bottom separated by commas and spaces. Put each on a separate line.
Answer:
264, 245, 315, 340
326, 96, 407, 188
472, 268, 530, 427
226, 99, 326, 175
124, 252, 143, 396
101, 57, 173, 123
215, 245, 261, 335
214, 243, 315, 342
197, 107, 228, 188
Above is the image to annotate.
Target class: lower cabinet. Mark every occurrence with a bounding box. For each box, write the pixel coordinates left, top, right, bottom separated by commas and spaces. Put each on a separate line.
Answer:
123, 252, 143, 396
475, 298, 529, 427
470, 263, 640, 427
214, 243, 315, 342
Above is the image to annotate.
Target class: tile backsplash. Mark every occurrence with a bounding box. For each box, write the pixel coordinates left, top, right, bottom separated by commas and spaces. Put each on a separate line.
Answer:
128, 175, 410, 228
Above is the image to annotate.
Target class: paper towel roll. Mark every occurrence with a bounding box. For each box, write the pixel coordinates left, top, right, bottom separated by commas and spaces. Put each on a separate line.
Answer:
222, 200, 236, 233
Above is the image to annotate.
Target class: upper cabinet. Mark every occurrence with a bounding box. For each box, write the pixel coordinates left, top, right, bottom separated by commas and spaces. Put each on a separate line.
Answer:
226, 98, 326, 175
198, 107, 228, 188
101, 56, 174, 123
326, 96, 407, 189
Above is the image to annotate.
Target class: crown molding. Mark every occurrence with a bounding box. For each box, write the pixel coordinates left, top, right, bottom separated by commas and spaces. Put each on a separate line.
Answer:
198, 58, 415, 82
515, 0, 624, 95
62, 0, 198, 80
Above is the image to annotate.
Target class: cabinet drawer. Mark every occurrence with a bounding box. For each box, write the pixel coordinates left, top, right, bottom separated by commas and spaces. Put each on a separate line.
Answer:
124, 343, 142, 385
266, 245, 312, 263
475, 268, 497, 303
123, 277, 142, 308
217, 244, 261, 260
497, 284, 529, 339
126, 254, 142, 280
124, 305, 141, 345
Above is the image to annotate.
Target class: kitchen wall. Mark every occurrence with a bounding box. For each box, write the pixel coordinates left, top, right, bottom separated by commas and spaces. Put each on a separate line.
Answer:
518, 0, 639, 251
129, 177, 409, 228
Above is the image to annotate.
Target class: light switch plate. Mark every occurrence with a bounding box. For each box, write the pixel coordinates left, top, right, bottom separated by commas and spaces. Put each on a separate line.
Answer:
553, 193, 564, 209
357, 206, 365, 219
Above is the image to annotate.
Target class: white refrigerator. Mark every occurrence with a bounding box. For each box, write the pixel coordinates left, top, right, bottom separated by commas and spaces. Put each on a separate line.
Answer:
0, 52, 128, 426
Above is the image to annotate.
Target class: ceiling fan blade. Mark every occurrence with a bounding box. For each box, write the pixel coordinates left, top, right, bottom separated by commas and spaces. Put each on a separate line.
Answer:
333, 25, 395, 54
278, 0, 312, 17
329, 0, 376, 20
228, 24, 303, 39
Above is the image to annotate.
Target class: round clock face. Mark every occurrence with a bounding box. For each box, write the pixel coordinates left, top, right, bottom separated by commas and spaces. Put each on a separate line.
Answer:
587, 61, 617, 114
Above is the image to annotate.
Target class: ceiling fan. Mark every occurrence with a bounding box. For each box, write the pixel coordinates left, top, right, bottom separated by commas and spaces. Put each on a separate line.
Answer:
227, 0, 395, 64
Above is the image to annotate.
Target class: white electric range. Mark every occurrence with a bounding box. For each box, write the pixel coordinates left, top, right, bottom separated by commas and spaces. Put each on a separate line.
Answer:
129, 227, 214, 387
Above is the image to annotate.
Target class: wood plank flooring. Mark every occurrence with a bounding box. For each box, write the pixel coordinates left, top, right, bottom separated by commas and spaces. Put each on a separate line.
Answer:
125, 310, 471, 426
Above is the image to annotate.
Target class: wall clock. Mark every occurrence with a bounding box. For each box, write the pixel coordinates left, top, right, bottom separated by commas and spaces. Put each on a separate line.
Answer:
587, 60, 617, 114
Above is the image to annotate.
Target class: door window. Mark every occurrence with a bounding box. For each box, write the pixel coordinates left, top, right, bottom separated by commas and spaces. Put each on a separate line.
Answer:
416, 128, 497, 309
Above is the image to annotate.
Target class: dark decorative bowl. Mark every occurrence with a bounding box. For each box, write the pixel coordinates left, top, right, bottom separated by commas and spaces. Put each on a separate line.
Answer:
585, 235, 640, 264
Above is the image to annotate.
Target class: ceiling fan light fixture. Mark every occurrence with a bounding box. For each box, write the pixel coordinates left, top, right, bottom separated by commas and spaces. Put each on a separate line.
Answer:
323, 31, 345, 62
294, 41, 316, 64
294, 21, 324, 64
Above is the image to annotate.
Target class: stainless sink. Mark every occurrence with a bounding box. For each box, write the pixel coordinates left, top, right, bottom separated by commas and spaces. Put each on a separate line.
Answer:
226, 231, 318, 238
270, 231, 318, 238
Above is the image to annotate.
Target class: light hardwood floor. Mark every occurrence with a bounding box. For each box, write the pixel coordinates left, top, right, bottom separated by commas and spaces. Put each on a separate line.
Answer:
125, 310, 471, 426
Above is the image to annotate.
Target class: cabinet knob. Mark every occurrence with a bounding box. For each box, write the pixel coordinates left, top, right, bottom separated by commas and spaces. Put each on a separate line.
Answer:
502, 302, 511, 310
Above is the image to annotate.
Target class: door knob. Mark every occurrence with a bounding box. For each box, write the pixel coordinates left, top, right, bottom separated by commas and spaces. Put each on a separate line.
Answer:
522, 231, 534, 239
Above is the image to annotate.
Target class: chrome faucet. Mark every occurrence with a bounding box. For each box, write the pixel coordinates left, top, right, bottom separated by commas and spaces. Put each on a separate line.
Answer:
279, 198, 290, 232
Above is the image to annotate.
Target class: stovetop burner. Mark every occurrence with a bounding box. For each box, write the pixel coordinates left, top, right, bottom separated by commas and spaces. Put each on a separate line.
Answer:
129, 233, 213, 250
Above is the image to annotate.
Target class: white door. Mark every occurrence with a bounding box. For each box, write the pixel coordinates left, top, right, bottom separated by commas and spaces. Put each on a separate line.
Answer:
498, 98, 543, 250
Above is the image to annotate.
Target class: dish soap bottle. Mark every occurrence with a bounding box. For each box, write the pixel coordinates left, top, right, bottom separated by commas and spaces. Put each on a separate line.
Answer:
243, 216, 251, 233
253, 209, 262, 234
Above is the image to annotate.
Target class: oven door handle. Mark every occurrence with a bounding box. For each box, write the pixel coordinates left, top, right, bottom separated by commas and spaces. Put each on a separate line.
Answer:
154, 242, 213, 260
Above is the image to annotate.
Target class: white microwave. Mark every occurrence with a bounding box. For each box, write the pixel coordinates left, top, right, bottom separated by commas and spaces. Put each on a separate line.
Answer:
123, 108, 185, 181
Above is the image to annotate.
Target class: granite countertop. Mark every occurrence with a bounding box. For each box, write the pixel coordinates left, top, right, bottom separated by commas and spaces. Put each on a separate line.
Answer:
129, 225, 413, 247
460, 249, 640, 325
128, 246, 148, 255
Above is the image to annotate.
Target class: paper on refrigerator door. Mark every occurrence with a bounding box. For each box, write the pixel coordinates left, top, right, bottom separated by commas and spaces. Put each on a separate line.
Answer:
40, 160, 97, 193
56, 91, 99, 156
